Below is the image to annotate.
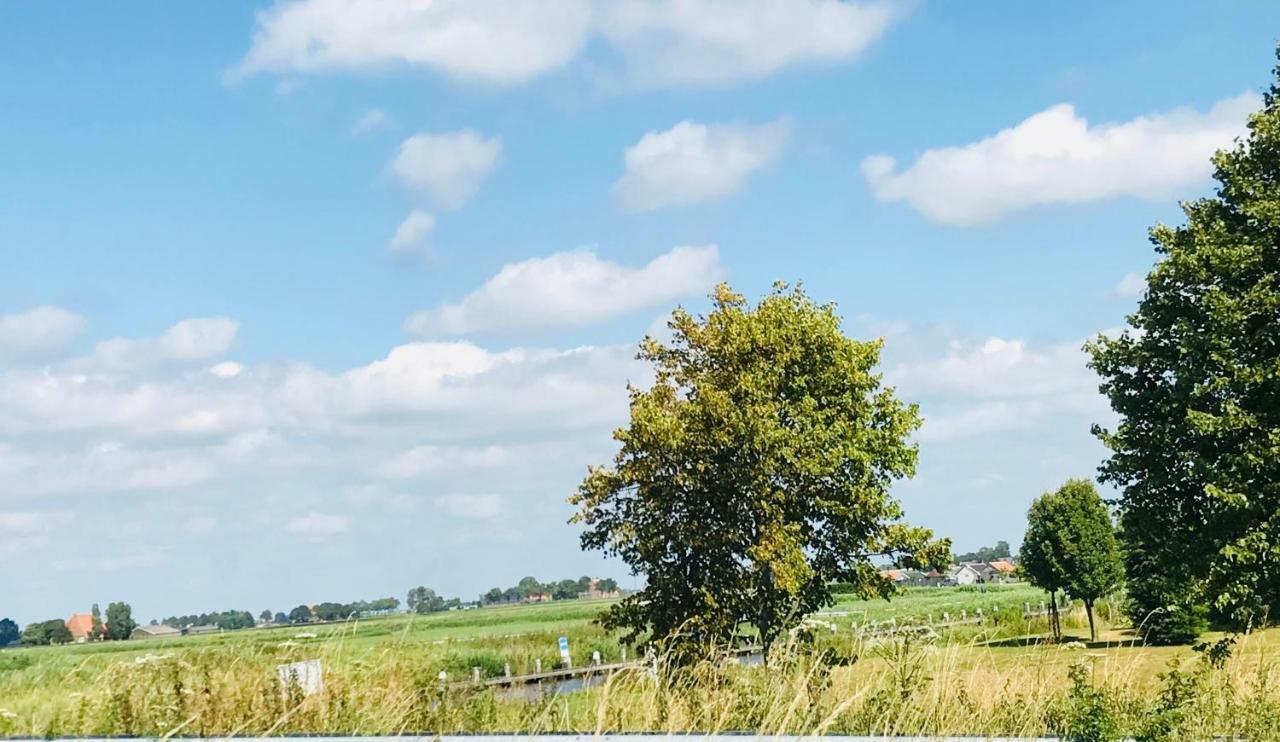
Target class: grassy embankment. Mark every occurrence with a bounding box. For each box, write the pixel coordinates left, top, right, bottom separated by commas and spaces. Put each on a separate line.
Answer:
5, 584, 1279, 738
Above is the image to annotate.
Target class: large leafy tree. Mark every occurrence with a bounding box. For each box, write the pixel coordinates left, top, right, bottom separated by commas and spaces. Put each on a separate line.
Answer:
571, 283, 947, 658
1020, 480, 1124, 641
0, 617, 19, 646
105, 602, 136, 640
21, 619, 72, 646
1087, 56, 1280, 643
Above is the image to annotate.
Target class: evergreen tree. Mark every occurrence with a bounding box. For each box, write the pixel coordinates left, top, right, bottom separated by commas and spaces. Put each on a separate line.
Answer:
1088, 53, 1280, 642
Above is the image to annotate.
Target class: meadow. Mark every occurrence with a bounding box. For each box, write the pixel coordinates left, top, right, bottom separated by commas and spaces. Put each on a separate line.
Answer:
3, 585, 1279, 739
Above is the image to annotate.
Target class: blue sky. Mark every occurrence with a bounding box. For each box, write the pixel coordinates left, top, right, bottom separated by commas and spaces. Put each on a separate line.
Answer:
2, 1, 1278, 626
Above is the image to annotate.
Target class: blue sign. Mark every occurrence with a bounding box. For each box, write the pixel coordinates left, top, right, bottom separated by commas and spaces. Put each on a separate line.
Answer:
558, 636, 569, 652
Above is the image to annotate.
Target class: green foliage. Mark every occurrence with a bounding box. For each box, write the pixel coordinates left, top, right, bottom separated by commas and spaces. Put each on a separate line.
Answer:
1087, 53, 1280, 641
288, 605, 312, 624
164, 609, 256, 630
479, 575, 618, 604
21, 619, 73, 646
571, 283, 948, 658
955, 540, 1012, 563
408, 587, 448, 614
1020, 479, 1124, 640
91, 603, 103, 640
0, 617, 19, 646
105, 602, 137, 641
1054, 662, 1121, 742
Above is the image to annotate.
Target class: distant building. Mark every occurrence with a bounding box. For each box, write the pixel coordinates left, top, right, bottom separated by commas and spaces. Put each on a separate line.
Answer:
182, 625, 220, 636
879, 568, 927, 586
948, 561, 1018, 585
949, 563, 986, 585
131, 624, 181, 640
522, 592, 553, 603
65, 613, 103, 643
582, 578, 621, 600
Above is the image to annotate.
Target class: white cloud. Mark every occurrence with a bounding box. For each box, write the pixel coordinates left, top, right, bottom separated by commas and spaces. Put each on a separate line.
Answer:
388, 210, 436, 253
406, 244, 723, 336
1114, 271, 1147, 299
232, 0, 900, 89
435, 493, 502, 519
287, 512, 349, 539
884, 335, 1107, 443
53, 549, 166, 572
615, 118, 791, 212
0, 306, 86, 359
861, 92, 1258, 225
390, 130, 502, 210
0, 510, 75, 560
351, 107, 397, 136
232, 0, 593, 86
181, 515, 218, 534
377, 444, 510, 479
92, 317, 239, 369
596, 0, 903, 87
210, 361, 244, 378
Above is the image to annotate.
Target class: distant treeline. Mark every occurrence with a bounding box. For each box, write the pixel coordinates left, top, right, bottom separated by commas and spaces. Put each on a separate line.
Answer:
481, 575, 618, 604
954, 541, 1013, 564
162, 597, 402, 629
162, 609, 256, 630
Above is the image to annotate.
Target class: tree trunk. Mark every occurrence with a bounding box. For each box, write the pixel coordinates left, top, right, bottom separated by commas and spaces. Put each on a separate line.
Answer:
1085, 598, 1097, 642
1049, 590, 1061, 642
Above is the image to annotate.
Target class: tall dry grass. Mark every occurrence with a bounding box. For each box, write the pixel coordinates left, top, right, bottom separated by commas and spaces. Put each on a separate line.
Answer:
3, 605, 1280, 739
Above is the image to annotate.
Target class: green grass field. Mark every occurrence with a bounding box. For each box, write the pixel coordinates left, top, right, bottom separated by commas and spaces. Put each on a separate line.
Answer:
4, 584, 1278, 738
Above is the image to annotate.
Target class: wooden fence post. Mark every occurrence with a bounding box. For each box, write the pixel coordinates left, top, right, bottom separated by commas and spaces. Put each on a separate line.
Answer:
534, 658, 542, 673
472, 667, 480, 683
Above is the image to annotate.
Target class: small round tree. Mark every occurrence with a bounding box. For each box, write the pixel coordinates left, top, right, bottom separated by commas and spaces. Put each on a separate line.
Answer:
1021, 479, 1124, 642
571, 283, 948, 660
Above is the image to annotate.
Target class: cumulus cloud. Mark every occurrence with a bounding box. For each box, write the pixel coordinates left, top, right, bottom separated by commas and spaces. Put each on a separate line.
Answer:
92, 317, 239, 369
615, 118, 791, 212
406, 244, 723, 336
388, 210, 436, 253
596, 0, 902, 87
232, 0, 900, 89
1114, 271, 1148, 299
390, 130, 502, 210
181, 515, 218, 534
0, 306, 86, 359
377, 444, 510, 479
351, 107, 397, 136
884, 335, 1107, 443
435, 493, 502, 519
0, 510, 74, 560
232, 0, 593, 86
861, 92, 1258, 225
287, 512, 350, 539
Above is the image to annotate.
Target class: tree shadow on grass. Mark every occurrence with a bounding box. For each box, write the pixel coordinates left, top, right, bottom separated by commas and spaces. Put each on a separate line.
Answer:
981, 634, 1146, 650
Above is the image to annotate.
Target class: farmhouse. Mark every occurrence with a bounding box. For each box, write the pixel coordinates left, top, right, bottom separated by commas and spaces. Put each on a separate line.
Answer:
131, 624, 181, 640
65, 613, 102, 642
